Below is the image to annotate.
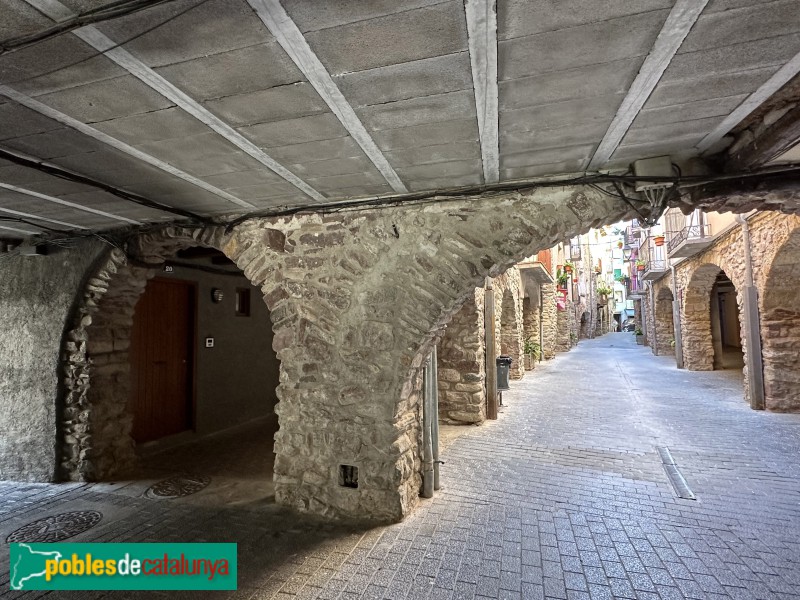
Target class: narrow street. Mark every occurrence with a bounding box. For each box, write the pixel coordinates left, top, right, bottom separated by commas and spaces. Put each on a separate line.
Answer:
3, 334, 800, 599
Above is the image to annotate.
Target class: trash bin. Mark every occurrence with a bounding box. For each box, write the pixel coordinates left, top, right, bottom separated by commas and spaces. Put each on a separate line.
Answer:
496, 355, 512, 391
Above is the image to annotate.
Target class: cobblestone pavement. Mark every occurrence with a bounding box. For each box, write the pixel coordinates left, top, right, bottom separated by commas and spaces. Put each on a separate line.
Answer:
3, 333, 800, 599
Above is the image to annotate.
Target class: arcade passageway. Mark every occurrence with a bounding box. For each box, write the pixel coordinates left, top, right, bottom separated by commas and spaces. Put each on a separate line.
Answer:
3, 334, 799, 598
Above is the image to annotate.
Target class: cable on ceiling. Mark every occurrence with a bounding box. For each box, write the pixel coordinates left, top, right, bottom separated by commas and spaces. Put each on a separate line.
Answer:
222, 165, 800, 232
0, 0, 182, 57
0, 0, 213, 87
0, 147, 214, 225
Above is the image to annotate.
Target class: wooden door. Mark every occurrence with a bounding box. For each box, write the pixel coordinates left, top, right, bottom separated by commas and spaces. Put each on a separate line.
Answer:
130, 278, 195, 443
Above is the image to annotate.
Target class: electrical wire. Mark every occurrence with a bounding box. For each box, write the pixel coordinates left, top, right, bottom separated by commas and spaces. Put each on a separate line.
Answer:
0, 0, 213, 87
0, 0, 182, 57
0, 147, 214, 225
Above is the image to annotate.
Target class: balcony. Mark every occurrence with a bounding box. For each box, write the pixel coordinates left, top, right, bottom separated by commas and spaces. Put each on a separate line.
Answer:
568, 242, 581, 261
641, 259, 669, 281
667, 224, 713, 258
518, 248, 554, 284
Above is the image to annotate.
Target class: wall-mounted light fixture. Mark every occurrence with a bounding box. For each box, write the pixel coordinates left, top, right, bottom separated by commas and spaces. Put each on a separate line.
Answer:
211, 288, 224, 303
622, 247, 633, 262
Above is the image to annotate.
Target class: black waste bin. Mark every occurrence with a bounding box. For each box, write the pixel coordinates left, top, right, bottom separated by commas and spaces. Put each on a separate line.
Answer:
496, 355, 512, 391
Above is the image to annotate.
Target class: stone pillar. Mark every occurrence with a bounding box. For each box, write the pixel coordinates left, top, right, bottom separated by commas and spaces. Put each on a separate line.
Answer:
556, 300, 572, 352
437, 290, 486, 424
541, 283, 558, 359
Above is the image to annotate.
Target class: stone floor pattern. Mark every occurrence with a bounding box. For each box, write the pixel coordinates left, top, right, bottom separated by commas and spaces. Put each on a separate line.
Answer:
2, 334, 800, 599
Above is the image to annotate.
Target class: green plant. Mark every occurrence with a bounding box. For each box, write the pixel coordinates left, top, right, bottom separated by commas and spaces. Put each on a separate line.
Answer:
634, 327, 644, 336
556, 270, 570, 286
523, 337, 541, 359
596, 282, 613, 296
635, 258, 646, 267
563, 260, 575, 273
669, 338, 676, 348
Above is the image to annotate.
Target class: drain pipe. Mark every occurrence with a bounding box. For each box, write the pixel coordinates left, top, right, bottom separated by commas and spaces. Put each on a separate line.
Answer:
671, 265, 684, 368
736, 213, 766, 410
431, 344, 441, 491
422, 353, 434, 498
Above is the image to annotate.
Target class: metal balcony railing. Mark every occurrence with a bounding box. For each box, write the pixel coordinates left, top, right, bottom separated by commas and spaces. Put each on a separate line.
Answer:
667, 224, 711, 254
569, 243, 581, 261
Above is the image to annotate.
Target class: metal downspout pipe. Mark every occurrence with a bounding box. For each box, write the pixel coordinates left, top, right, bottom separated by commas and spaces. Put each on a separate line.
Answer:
671, 265, 684, 368
736, 213, 766, 410
431, 345, 440, 491
422, 353, 434, 498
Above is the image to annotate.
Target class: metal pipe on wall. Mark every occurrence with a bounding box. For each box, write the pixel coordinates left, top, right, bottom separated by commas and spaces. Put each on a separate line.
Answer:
671, 265, 685, 368
431, 345, 440, 491
736, 213, 766, 410
484, 277, 498, 420
422, 354, 434, 498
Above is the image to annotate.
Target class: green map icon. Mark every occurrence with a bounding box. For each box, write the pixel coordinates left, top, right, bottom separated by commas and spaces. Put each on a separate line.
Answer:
10, 543, 63, 590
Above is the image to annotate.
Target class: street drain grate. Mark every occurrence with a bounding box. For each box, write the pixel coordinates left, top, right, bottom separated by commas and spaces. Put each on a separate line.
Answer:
145, 474, 210, 499
657, 446, 696, 500
6, 510, 102, 543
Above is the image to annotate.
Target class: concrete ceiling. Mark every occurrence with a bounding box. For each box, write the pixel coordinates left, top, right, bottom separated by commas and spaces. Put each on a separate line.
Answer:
1, 0, 799, 238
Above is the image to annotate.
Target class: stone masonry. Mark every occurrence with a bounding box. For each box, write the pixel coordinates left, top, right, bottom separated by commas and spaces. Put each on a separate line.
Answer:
53, 186, 635, 522
493, 268, 525, 380
644, 211, 800, 411
437, 289, 485, 425
540, 283, 558, 359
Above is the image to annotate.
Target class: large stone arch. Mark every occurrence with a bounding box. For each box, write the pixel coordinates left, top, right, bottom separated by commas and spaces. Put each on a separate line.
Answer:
494, 268, 524, 380
654, 286, 675, 356
681, 262, 745, 372
437, 289, 485, 424
761, 226, 800, 411
57, 186, 633, 522
59, 225, 286, 481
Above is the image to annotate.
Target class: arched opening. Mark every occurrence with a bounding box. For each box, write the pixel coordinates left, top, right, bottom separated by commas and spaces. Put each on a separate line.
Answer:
761, 227, 800, 411
130, 248, 280, 503
654, 287, 675, 356
437, 290, 485, 424
60, 230, 282, 506
499, 288, 524, 380
682, 264, 744, 371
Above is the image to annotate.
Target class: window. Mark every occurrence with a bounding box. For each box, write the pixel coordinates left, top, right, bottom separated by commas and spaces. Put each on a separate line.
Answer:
235, 288, 251, 317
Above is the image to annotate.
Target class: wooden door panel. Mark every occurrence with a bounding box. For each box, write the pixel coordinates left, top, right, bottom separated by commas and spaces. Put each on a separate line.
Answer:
130, 278, 195, 443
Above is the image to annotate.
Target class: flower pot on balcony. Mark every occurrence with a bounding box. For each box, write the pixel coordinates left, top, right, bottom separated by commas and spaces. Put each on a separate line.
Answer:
654, 235, 665, 247
564, 265, 573, 273
637, 264, 645, 271
617, 241, 623, 249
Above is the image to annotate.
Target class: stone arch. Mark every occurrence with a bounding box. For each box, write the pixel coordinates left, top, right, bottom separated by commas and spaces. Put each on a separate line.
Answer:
496, 272, 524, 380
59, 185, 631, 522
681, 263, 744, 372
437, 290, 486, 423
654, 287, 675, 356
761, 226, 800, 411
58, 226, 290, 481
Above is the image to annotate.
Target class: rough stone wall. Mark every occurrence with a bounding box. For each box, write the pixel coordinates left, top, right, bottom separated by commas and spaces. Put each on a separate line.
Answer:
493, 268, 525, 380
0, 239, 106, 481
541, 283, 558, 359
652, 283, 676, 357
437, 289, 486, 424
7, 186, 640, 522
555, 300, 573, 352
748, 213, 800, 411
522, 296, 540, 351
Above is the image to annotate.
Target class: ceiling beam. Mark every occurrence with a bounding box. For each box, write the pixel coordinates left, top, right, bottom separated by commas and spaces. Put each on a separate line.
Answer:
0, 182, 141, 224
0, 85, 256, 211
246, 0, 408, 194
24, 0, 325, 203
0, 223, 40, 236
697, 50, 800, 154
587, 0, 709, 170
0, 205, 87, 229
465, 0, 499, 184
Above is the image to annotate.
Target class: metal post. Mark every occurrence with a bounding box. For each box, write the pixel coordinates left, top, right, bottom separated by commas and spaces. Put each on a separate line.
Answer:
671, 266, 684, 369
422, 355, 434, 498
431, 345, 441, 491
736, 214, 766, 410
484, 277, 498, 420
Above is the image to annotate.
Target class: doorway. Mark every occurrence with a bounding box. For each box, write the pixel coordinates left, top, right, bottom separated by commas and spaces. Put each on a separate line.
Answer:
129, 278, 196, 444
